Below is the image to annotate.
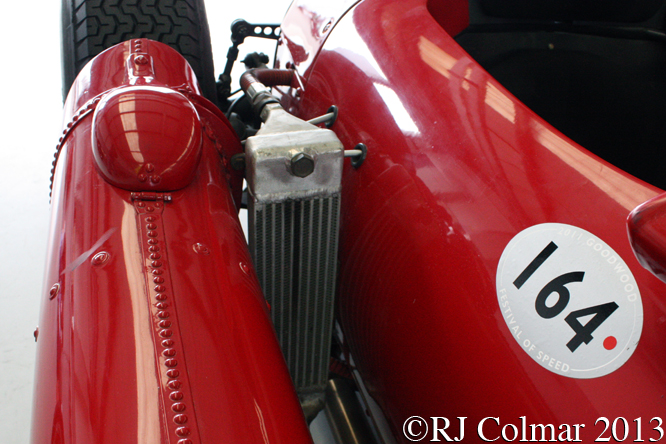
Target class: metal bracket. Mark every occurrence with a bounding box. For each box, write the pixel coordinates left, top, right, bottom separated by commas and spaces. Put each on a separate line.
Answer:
218, 20, 282, 101
130, 192, 173, 202
245, 103, 343, 203
235, 20, 281, 42
307, 105, 338, 128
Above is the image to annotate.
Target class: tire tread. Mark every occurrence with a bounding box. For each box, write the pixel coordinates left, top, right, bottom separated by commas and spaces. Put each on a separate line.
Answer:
62, 0, 216, 103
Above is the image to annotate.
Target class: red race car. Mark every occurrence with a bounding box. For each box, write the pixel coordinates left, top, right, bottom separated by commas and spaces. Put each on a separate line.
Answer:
32, 0, 666, 442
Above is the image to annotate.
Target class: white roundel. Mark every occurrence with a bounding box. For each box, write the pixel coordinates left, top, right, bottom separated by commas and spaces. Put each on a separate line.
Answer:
496, 223, 643, 378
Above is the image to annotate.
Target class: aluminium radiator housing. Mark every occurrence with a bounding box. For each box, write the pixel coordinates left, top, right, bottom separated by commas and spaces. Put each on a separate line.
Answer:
245, 104, 343, 417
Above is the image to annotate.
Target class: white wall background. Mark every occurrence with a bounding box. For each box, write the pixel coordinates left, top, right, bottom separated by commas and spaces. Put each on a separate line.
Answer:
0, 1, 294, 442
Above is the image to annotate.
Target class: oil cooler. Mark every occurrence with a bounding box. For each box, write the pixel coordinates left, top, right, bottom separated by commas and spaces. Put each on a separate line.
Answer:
245, 102, 343, 417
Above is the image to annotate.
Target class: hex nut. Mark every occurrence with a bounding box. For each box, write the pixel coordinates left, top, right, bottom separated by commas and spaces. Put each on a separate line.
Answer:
290, 153, 315, 177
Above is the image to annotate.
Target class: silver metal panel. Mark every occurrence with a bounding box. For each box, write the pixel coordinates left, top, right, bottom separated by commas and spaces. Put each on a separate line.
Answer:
246, 103, 343, 411
245, 104, 343, 203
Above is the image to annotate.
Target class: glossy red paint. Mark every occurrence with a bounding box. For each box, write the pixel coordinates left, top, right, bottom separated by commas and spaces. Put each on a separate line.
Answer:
426, 0, 470, 36
273, 0, 361, 94
92, 85, 202, 191
628, 192, 666, 283
278, 0, 666, 442
32, 39, 312, 443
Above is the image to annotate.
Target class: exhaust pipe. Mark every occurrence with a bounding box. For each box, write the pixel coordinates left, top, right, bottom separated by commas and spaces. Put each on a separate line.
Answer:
325, 378, 378, 444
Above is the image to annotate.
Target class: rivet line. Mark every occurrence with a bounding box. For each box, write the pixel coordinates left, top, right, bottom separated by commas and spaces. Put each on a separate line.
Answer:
134, 198, 200, 443
50, 94, 104, 198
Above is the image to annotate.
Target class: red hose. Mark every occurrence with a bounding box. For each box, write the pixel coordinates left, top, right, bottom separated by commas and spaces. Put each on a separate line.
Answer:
240, 68, 294, 92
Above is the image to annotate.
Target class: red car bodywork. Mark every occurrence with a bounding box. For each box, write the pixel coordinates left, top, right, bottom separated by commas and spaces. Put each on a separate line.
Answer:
32, 0, 666, 443
32, 40, 311, 443
276, 0, 666, 441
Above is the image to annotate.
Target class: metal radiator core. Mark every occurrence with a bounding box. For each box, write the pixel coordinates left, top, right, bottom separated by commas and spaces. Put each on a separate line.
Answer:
244, 103, 344, 417
251, 195, 340, 390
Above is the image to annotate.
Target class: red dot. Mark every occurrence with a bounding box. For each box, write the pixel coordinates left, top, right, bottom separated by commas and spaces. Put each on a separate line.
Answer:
603, 336, 617, 350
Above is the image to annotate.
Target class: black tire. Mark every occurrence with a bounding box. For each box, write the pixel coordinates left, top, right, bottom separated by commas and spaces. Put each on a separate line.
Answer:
61, 0, 218, 105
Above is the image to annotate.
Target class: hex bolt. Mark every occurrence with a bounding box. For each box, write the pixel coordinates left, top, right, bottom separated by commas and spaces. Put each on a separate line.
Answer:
290, 152, 315, 177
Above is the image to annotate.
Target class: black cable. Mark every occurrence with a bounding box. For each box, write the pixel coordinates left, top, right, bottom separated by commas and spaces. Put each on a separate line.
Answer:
226, 93, 246, 118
